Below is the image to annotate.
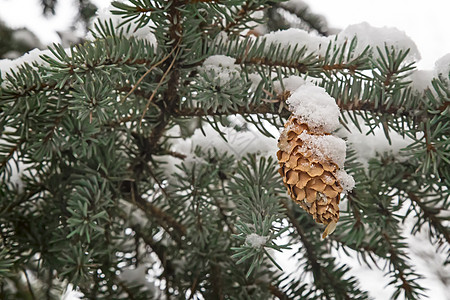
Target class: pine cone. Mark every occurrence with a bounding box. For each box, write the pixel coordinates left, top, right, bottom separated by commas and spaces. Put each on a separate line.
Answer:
277, 116, 343, 238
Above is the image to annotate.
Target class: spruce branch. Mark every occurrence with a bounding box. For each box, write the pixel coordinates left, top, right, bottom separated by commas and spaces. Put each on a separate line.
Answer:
122, 182, 186, 239
381, 232, 426, 300
127, 222, 176, 285
1, 185, 46, 215
406, 191, 450, 245
173, 96, 423, 119
136, 0, 184, 148
267, 283, 293, 300
223, 1, 261, 33
282, 200, 369, 300
0, 138, 24, 174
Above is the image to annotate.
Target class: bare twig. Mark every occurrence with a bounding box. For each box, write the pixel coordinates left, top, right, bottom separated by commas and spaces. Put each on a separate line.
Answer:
121, 40, 181, 104
139, 47, 181, 126
406, 191, 450, 244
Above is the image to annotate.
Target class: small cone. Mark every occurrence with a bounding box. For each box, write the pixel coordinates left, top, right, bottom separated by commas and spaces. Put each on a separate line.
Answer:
277, 116, 343, 238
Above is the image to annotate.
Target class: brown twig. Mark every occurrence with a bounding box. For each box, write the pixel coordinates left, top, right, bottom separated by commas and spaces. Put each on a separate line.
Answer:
121, 40, 181, 104
147, 166, 169, 198
135, 6, 154, 13
159, 149, 187, 160
210, 263, 224, 300
323, 63, 358, 72
139, 47, 180, 126
381, 232, 414, 295
406, 191, 450, 245
347, 192, 363, 229
187, 0, 219, 3
234, 55, 309, 73
133, 187, 185, 237
42, 105, 68, 143
268, 283, 292, 300
173, 95, 418, 119
0, 139, 24, 170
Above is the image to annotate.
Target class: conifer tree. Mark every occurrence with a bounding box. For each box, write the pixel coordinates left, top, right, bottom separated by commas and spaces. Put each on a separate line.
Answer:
0, 1, 448, 299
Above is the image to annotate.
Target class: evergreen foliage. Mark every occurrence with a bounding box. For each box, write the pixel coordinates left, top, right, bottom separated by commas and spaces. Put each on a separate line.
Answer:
0, 1, 448, 299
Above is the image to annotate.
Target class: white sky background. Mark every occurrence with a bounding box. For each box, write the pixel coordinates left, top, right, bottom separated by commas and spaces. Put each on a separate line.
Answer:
0, 0, 449, 299
1, 0, 449, 69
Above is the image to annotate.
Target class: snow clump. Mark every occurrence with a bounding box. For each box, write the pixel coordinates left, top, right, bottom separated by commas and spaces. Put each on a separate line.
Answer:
298, 132, 347, 168
200, 55, 241, 85
87, 5, 157, 46
273, 75, 306, 94
407, 70, 434, 93
261, 22, 420, 63
337, 22, 421, 62
262, 28, 329, 56
286, 84, 340, 132
334, 169, 355, 193
245, 233, 268, 249
434, 53, 450, 81
0, 48, 68, 81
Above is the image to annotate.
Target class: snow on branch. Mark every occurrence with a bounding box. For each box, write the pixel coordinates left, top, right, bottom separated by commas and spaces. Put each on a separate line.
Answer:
260, 22, 420, 62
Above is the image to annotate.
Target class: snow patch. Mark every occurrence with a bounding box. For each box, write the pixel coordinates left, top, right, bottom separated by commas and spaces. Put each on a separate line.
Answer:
203, 55, 236, 68
262, 28, 329, 56
281, 0, 309, 12
0, 48, 66, 80
160, 116, 278, 179
201, 55, 241, 85
337, 22, 420, 62
87, 5, 157, 46
299, 132, 347, 168
286, 84, 340, 132
12, 29, 42, 48
407, 70, 433, 93
434, 53, 450, 81
334, 169, 355, 192
247, 73, 263, 90
337, 117, 414, 168
245, 233, 268, 248
119, 264, 156, 291
261, 22, 420, 64
273, 75, 306, 94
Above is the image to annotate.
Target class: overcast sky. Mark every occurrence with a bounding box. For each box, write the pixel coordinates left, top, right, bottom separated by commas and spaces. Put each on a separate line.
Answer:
0, 0, 449, 70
